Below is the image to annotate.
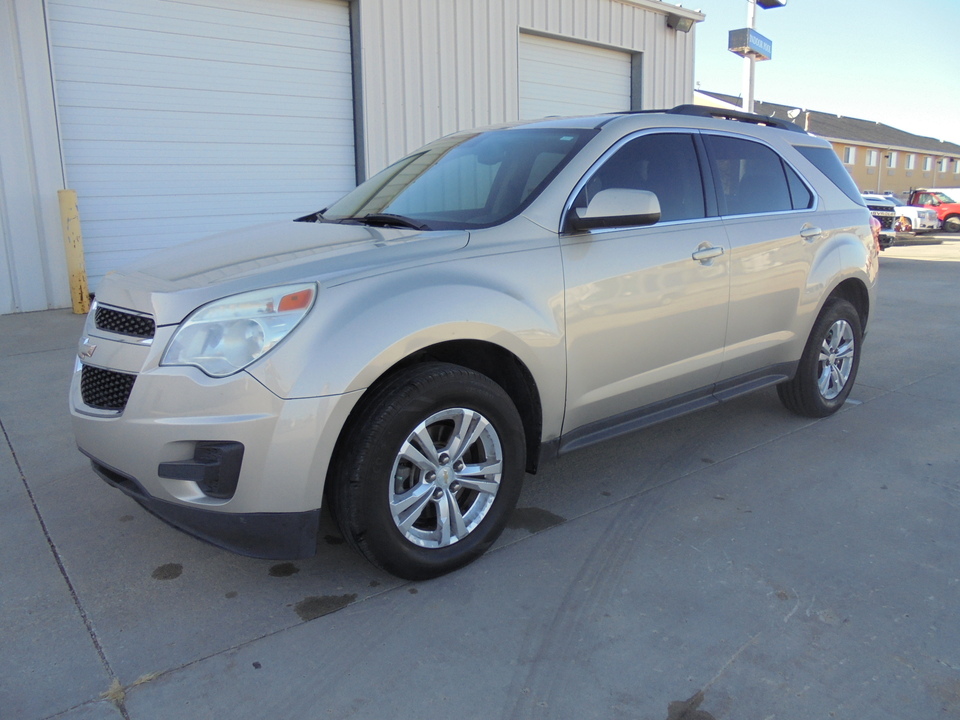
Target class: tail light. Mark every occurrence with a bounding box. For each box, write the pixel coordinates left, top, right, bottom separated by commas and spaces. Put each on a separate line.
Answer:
869, 216, 881, 253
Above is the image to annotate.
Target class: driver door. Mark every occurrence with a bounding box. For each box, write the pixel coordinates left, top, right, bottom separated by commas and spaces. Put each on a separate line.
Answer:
560, 131, 730, 441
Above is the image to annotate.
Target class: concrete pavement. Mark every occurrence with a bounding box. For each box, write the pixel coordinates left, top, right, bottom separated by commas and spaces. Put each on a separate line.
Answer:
2, 239, 959, 719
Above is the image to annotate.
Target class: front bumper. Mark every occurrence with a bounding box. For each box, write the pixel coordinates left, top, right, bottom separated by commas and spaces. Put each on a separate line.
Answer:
86, 452, 321, 559
71, 343, 362, 558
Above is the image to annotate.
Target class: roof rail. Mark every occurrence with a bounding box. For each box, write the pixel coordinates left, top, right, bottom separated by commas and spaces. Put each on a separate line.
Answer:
666, 104, 806, 134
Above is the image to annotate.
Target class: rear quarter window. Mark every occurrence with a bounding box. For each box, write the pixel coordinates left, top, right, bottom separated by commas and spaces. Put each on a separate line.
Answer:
794, 145, 865, 206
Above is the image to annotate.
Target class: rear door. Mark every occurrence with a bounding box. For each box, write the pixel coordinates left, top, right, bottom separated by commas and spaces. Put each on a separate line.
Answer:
700, 133, 821, 386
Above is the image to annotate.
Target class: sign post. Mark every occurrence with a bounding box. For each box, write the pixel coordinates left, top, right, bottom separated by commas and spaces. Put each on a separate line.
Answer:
728, 0, 786, 113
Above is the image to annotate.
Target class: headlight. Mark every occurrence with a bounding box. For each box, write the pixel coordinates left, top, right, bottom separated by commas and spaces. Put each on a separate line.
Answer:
162, 284, 316, 377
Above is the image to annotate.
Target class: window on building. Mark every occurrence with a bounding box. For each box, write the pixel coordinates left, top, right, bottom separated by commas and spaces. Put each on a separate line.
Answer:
866, 150, 879, 167
955, 160, 960, 175
842, 147, 856, 165
923, 157, 933, 171
886, 152, 897, 169
906, 154, 916, 170
939, 158, 950, 173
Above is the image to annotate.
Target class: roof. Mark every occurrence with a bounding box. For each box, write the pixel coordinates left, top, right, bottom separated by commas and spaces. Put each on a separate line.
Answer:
697, 90, 960, 156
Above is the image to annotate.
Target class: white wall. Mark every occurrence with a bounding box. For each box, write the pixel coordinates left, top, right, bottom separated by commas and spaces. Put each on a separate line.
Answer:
0, 0, 70, 314
0, 0, 700, 314
354, 0, 701, 176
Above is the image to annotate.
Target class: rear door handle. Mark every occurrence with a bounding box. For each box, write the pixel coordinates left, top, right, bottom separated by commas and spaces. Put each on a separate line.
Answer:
692, 245, 724, 264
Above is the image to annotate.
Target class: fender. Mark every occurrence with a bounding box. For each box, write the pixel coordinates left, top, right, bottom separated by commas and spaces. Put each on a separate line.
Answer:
248, 242, 568, 437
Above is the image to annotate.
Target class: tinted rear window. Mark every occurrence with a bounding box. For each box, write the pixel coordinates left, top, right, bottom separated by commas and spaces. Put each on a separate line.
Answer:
794, 145, 865, 206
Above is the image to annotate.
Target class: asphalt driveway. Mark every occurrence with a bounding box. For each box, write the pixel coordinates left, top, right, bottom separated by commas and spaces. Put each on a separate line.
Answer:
2, 239, 958, 720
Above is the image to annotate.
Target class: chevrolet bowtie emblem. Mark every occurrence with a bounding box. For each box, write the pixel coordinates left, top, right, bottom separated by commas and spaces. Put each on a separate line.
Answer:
79, 339, 97, 359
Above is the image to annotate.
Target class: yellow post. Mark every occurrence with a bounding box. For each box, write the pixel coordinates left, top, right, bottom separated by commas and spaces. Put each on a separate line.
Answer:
58, 189, 90, 314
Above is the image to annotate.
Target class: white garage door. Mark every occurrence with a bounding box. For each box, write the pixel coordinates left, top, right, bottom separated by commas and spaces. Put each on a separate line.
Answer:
47, 0, 355, 289
519, 34, 633, 121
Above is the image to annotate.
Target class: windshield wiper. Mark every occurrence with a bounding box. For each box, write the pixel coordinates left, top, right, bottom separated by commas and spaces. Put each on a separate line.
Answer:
356, 213, 431, 231
295, 208, 326, 223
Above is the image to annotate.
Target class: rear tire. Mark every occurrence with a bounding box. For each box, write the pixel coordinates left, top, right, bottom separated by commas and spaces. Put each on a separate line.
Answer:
329, 362, 525, 580
778, 298, 862, 418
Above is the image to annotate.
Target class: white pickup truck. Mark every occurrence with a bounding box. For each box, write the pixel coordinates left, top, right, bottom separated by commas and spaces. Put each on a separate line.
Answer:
863, 194, 940, 234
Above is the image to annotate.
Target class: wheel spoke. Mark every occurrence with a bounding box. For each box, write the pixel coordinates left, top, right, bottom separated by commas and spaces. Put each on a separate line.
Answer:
391, 485, 434, 533
456, 460, 502, 493
818, 366, 832, 396
836, 339, 855, 361
830, 364, 844, 391
446, 409, 488, 462
398, 439, 438, 474
436, 489, 468, 545
411, 425, 440, 465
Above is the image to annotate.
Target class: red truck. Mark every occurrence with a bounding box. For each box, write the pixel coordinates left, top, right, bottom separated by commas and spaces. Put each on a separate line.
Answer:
907, 189, 960, 232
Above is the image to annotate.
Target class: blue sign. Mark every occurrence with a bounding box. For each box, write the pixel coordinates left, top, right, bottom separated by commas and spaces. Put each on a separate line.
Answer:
728, 28, 773, 61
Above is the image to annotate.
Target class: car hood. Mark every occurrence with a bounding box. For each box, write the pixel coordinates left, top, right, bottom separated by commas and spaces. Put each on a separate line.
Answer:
94, 220, 470, 325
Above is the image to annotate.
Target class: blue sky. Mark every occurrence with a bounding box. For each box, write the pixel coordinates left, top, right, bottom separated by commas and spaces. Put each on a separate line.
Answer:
689, 0, 960, 144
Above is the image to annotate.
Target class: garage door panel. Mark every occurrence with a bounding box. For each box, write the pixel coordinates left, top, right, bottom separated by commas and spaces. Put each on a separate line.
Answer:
75, 193, 324, 222
51, 25, 350, 69
61, 164, 354, 186
61, 141, 356, 167
58, 48, 352, 97
60, 116, 356, 146
520, 39, 631, 75
55, 84, 354, 118
519, 33, 632, 120
48, 0, 355, 288
50, 0, 348, 41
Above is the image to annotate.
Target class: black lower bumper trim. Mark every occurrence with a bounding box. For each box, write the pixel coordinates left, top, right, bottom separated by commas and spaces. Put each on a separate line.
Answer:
84, 453, 320, 560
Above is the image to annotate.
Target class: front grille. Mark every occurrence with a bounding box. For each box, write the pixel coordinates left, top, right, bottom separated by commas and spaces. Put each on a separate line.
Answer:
95, 306, 156, 339
81, 365, 137, 411
866, 205, 896, 230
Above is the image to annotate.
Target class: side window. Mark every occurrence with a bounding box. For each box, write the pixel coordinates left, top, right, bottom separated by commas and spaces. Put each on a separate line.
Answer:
575, 133, 707, 223
703, 135, 796, 216
785, 164, 814, 210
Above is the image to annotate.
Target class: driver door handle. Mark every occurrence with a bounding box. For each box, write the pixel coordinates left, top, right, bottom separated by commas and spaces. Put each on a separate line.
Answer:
692, 245, 724, 264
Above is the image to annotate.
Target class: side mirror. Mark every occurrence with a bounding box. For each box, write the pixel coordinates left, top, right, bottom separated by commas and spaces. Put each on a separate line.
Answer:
566, 189, 661, 232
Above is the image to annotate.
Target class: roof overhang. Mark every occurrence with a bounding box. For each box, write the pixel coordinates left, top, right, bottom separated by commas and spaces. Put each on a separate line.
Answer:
613, 0, 705, 23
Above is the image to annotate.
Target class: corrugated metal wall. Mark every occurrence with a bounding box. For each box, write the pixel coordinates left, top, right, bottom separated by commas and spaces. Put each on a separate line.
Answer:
355, 0, 697, 176
1, 0, 698, 314
0, 0, 69, 314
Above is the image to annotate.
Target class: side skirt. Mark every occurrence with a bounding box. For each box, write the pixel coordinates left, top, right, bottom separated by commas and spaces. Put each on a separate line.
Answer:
554, 362, 797, 458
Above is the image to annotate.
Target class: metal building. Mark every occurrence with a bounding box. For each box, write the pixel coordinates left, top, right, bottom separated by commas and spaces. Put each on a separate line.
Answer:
1, 0, 703, 315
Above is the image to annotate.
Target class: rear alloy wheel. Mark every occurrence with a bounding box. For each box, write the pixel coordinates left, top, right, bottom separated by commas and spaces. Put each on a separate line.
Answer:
329, 362, 525, 580
778, 298, 862, 418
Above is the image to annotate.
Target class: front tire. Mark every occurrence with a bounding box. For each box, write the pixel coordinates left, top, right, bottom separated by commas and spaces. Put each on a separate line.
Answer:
778, 298, 862, 418
944, 215, 960, 233
329, 362, 526, 580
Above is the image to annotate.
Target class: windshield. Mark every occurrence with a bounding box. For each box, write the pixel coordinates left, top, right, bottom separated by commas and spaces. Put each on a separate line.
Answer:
934, 192, 956, 203
322, 127, 595, 230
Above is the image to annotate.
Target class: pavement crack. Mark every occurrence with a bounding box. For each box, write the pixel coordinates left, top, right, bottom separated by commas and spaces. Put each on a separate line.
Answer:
1, 416, 131, 720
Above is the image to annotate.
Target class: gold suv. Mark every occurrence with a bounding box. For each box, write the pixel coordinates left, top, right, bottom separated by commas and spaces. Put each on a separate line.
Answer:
71, 106, 879, 579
